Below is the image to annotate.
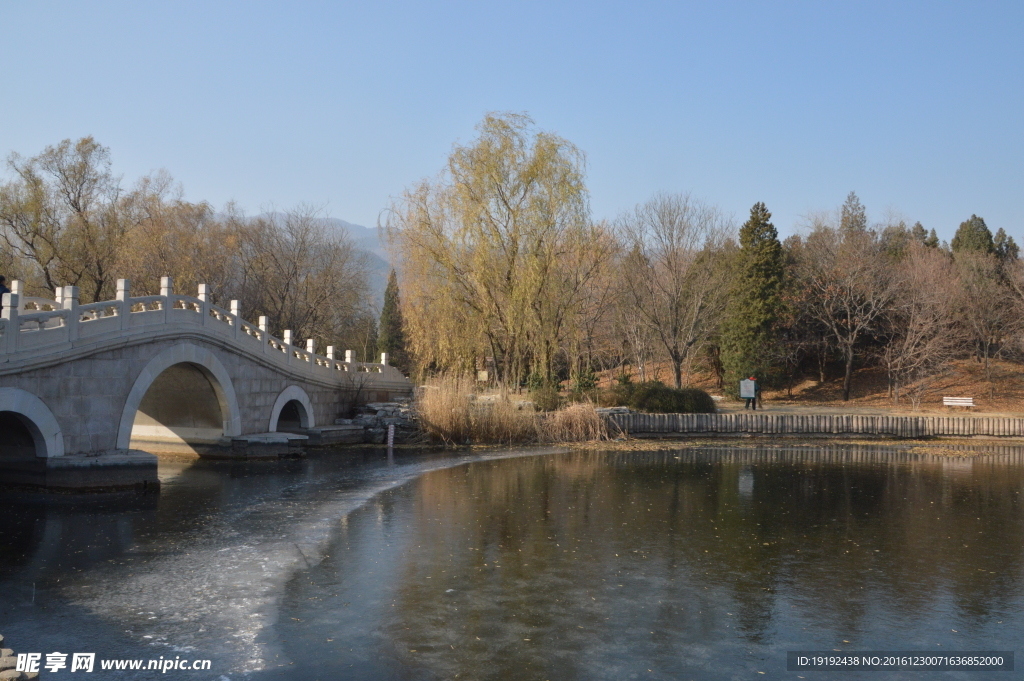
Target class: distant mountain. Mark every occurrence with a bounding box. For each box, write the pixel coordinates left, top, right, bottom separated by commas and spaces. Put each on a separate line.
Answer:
320, 218, 391, 309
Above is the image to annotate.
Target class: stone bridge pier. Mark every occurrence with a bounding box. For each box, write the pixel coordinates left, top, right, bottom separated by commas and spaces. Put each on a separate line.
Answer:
0, 277, 412, 491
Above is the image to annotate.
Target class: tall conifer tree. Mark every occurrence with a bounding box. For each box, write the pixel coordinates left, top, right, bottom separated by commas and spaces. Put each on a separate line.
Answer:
720, 202, 786, 394
378, 270, 409, 372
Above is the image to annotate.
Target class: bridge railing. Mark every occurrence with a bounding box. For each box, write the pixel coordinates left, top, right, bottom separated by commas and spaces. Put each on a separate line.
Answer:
1, 277, 404, 385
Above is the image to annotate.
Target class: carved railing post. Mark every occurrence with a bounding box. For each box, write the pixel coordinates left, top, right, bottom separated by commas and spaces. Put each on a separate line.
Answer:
380, 352, 388, 366
306, 339, 314, 354
198, 284, 210, 326
230, 300, 241, 338
327, 346, 335, 360
117, 279, 131, 330
63, 286, 80, 342
259, 315, 269, 354
55, 287, 64, 309
345, 349, 354, 364
2, 292, 19, 354
11, 280, 24, 312
160, 276, 173, 325
283, 330, 294, 365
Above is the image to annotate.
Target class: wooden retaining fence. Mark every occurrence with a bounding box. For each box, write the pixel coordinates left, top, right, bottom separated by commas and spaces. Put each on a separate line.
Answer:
606, 412, 1024, 438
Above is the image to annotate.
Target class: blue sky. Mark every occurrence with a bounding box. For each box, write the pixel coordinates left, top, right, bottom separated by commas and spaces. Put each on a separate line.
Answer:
2, 1, 1021, 240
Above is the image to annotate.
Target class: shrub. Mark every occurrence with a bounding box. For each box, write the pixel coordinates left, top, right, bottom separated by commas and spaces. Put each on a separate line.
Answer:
604, 381, 716, 413
571, 368, 597, 392
528, 385, 562, 412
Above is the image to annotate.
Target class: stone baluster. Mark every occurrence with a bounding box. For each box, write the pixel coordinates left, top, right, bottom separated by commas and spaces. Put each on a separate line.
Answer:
259, 315, 269, 353
345, 349, 355, 364
380, 352, 388, 366
306, 339, 315, 354
198, 284, 210, 326
327, 346, 335, 360
160, 276, 173, 324
117, 279, 131, 330
55, 287, 64, 309
283, 330, 294, 364
63, 286, 80, 342
230, 300, 241, 338
2, 292, 19, 354
11, 280, 24, 312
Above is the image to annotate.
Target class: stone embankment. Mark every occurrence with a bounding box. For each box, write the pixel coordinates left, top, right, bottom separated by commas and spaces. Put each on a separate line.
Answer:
0, 634, 40, 680
606, 411, 1024, 438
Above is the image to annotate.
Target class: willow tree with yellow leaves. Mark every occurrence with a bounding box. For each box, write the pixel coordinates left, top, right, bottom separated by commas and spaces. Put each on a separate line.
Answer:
383, 113, 612, 385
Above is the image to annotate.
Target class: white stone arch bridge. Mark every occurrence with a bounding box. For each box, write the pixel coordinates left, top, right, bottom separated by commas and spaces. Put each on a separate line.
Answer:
0, 277, 411, 489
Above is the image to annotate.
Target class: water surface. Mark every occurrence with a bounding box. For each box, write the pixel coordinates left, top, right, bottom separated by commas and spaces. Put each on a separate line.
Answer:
2, 444, 1023, 680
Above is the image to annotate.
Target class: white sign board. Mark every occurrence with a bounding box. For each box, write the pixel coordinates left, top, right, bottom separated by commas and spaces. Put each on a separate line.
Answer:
739, 379, 756, 399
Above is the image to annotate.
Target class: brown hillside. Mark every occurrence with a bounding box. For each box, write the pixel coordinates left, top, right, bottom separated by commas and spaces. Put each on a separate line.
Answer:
596, 359, 1024, 416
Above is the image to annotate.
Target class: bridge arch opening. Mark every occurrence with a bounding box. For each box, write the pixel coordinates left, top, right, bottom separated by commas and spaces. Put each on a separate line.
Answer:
118, 343, 242, 451
269, 385, 315, 433
129, 363, 227, 448
0, 388, 65, 458
0, 411, 44, 460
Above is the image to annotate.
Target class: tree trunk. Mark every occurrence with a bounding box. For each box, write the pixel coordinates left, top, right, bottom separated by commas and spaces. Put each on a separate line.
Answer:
842, 348, 854, 401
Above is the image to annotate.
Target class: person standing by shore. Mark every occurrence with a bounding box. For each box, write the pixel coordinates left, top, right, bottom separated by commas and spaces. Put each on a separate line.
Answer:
742, 376, 758, 410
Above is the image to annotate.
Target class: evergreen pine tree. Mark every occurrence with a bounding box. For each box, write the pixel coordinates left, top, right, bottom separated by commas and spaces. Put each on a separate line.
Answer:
910, 221, 928, 243
720, 202, 786, 395
994, 228, 1019, 262
377, 270, 409, 372
951, 214, 994, 253
840, 191, 867, 233
924, 228, 940, 249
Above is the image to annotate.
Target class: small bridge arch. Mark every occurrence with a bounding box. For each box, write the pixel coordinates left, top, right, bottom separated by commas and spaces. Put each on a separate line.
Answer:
117, 342, 243, 449
269, 385, 315, 432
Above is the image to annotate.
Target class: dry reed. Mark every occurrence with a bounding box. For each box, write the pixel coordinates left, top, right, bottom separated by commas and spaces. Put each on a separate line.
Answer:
540, 402, 609, 443
416, 374, 610, 445
417, 374, 539, 445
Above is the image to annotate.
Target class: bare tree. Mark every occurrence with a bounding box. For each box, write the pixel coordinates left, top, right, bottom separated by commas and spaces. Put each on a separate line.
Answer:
954, 250, 1017, 396
882, 243, 964, 407
617, 193, 732, 389
0, 137, 164, 301
232, 205, 370, 350
795, 218, 896, 400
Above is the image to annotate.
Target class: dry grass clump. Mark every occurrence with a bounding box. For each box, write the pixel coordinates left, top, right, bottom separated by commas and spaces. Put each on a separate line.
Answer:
417, 374, 539, 445
541, 402, 609, 443
416, 374, 610, 445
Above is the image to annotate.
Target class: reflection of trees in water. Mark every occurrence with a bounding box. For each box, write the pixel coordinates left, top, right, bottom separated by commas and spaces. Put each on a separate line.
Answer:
383, 447, 1024, 679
